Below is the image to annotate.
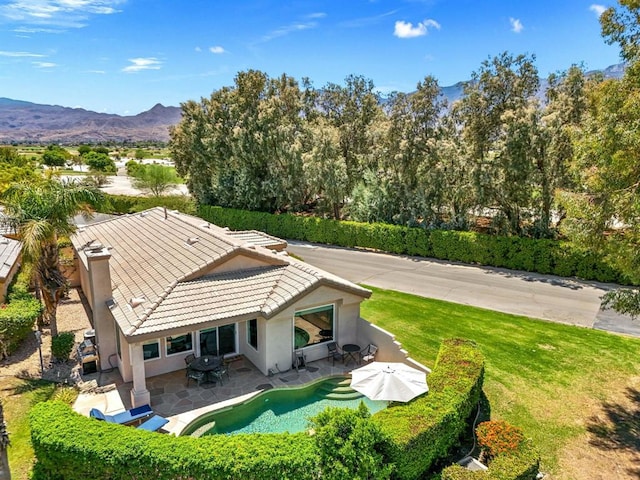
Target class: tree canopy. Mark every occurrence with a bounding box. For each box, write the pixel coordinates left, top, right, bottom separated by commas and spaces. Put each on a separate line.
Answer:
1, 178, 103, 336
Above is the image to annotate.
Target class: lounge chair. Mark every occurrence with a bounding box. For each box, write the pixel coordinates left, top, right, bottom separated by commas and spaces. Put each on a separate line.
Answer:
326, 342, 344, 365
137, 415, 169, 432
90, 404, 153, 425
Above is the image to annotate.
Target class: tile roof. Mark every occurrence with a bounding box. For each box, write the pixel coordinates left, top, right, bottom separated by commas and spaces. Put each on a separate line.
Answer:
71, 207, 369, 339
0, 236, 21, 280
169, 213, 287, 251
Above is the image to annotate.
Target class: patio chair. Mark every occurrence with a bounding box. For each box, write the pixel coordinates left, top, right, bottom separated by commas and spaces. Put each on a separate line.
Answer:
89, 404, 153, 425
137, 415, 169, 432
184, 353, 195, 366
293, 349, 306, 371
326, 342, 344, 365
359, 344, 378, 364
186, 369, 205, 387
211, 365, 230, 385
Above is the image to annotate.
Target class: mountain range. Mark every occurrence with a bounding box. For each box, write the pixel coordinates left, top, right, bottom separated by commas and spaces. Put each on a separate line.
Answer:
0, 100, 182, 144
0, 63, 626, 144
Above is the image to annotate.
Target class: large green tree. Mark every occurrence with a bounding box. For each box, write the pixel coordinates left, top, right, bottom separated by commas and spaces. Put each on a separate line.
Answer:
1, 179, 103, 337
457, 52, 540, 235
560, 0, 640, 315
131, 164, 181, 197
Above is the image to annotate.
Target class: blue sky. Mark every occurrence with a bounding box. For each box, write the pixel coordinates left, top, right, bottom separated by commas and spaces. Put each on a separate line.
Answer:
0, 0, 622, 115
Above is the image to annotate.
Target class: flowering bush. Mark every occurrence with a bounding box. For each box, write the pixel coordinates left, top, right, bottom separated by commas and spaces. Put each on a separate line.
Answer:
476, 420, 525, 460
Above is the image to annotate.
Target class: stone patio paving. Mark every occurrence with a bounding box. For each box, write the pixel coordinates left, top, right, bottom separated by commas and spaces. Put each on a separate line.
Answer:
74, 355, 356, 435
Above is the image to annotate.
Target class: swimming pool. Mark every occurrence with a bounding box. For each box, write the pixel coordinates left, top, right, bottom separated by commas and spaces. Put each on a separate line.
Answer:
183, 376, 387, 436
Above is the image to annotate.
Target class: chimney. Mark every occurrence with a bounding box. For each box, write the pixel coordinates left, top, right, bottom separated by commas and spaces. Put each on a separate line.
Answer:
86, 246, 115, 371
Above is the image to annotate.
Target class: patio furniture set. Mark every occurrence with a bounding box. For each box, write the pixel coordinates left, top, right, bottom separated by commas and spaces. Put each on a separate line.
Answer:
326, 342, 378, 366
185, 354, 230, 386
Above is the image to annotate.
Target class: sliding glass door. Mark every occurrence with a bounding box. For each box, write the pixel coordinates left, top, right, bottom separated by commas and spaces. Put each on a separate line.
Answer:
199, 324, 237, 356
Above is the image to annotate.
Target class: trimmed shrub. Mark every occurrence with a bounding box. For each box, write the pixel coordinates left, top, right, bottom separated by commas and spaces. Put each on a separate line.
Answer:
310, 403, 393, 479
0, 298, 42, 359
197, 205, 631, 285
373, 338, 485, 480
51, 331, 75, 361
476, 420, 525, 460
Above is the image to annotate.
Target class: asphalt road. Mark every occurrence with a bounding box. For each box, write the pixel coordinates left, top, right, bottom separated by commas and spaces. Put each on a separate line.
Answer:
288, 241, 640, 337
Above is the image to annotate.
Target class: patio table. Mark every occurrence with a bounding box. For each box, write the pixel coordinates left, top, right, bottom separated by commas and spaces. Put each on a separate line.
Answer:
189, 355, 223, 383
342, 344, 361, 367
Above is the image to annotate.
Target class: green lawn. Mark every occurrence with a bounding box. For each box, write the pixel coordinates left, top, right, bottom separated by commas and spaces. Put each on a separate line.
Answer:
1, 378, 76, 479
361, 286, 640, 476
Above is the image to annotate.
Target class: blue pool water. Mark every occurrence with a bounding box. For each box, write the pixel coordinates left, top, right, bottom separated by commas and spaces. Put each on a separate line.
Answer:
185, 377, 387, 436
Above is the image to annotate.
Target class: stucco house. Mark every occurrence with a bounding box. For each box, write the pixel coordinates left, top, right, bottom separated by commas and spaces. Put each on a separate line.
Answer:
70, 207, 372, 407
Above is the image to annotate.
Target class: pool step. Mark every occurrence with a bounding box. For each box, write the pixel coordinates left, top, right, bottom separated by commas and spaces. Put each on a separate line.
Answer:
318, 378, 363, 400
325, 391, 364, 400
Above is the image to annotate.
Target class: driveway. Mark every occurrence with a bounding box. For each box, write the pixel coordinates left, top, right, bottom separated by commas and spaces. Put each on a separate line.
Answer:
288, 242, 640, 337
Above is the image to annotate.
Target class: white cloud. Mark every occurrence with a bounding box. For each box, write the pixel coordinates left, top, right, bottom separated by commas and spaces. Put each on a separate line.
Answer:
340, 10, 397, 28
393, 19, 440, 38
87, 69, 105, 73
509, 17, 524, 33
209, 45, 225, 54
260, 21, 318, 42
0, 0, 123, 29
194, 46, 201, 52
33, 61, 56, 67
589, 4, 606, 17
306, 12, 326, 19
0, 50, 45, 57
122, 57, 162, 73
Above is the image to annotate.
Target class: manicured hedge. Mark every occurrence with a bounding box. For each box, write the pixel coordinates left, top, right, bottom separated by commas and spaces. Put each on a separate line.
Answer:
30, 339, 486, 480
197, 205, 630, 284
374, 338, 485, 480
0, 298, 42, 358
30, 403, 317, 480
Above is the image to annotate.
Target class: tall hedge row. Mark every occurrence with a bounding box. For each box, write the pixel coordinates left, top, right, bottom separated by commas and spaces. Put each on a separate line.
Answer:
375, 338, 485, 480
30, 339, 486, 479
30, 404, 317, 480
198, 205, 629, 284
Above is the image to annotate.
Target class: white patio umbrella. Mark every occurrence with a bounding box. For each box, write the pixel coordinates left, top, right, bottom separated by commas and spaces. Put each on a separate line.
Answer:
350, 362, 429, 402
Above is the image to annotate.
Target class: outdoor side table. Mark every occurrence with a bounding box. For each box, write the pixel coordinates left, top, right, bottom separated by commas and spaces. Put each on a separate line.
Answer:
342, 344, 361, 366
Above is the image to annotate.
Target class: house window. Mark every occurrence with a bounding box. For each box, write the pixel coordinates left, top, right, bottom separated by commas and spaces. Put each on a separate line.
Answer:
142, 341, 160, 361
166, 333, 193, 356
294, 304, 334, 348
199, 324, 237, 356
248, 319, 258, 350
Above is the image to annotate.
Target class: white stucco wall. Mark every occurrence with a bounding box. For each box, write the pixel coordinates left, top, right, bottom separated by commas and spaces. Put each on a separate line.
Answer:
262, 285, 365, 375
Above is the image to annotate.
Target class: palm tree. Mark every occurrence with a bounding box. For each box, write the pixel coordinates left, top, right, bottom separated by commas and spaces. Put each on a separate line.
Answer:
0, 400, 10, 480
1, 178, 103, 337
